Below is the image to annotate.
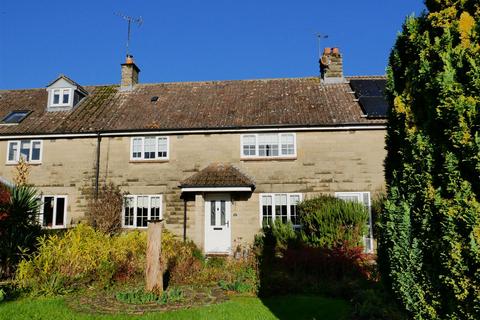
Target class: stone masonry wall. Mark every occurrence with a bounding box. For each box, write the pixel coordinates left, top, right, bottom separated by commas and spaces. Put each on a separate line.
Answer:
0, 129, 386, 248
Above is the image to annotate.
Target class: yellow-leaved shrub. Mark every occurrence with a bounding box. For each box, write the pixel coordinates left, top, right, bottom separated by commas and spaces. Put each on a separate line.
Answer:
15, 224, 258, 296
15, 224, 187, 296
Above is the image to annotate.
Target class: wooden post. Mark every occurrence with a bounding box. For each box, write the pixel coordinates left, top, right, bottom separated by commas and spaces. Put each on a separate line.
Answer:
145, 219, 163, 294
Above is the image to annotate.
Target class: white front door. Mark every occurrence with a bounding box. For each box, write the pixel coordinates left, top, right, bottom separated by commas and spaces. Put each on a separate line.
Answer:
204, 194, 231, 254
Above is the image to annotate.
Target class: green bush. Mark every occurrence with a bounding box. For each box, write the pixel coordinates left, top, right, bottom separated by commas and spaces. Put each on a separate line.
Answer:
270, 221, 297, 250
171, 254, 258, 294
217, 261, 258, 294
371, 193, 386, 237
298, 195, 368, 248
218, 278, 254, 294
255, 218, 374, 299
352, 286, 407, 320
380, 1, 480, 318
257, 221, 299, 257
115, 287, 183, 305
0, 184, 42, 278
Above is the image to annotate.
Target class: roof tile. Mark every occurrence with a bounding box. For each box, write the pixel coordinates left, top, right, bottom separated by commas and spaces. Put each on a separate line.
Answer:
0, 77, 386, 135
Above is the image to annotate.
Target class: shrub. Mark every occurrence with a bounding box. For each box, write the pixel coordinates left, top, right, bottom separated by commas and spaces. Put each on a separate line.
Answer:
15, 224, 147, 295
86, 182, 125, 235
270, 221, 298, 251
170, 254, 258, 295
283, 244, 372, 281
352, 286, 407, 320
371, 193, 385, 237
0, 184, 41, 278
116, 287, 183, 305
258, 221, 299, 257
255, 219, 373, 297
298, 195, 368, 248
381, 1, 480, 318
15, 223, 258, 296
216, 257, 258, 294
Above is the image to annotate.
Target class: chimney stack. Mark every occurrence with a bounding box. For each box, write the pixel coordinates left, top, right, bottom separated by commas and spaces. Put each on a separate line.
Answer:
121, 55, 140, 91
319, 47, 344, 83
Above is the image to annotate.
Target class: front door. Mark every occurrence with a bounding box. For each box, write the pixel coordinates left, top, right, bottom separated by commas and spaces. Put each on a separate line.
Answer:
204, 194, 231, 254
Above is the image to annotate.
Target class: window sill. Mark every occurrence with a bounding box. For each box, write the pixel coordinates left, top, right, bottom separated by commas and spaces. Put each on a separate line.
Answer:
122, 226, 148, 229
5, 162, 42, 166
129, 160, 169, 164
241, 157, 297, 161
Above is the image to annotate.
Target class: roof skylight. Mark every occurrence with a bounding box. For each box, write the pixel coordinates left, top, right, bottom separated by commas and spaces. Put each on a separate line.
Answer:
2, 110, 30, 124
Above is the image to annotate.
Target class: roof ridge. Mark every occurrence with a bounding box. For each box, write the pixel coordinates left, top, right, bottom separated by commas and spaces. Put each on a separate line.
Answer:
0, 84, 116, 93
1, 74, 386, 92
346, 75, 387, 79
137, 76, 320, 86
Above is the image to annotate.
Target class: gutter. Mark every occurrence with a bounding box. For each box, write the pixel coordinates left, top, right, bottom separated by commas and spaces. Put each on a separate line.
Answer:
0, 124, 387, 140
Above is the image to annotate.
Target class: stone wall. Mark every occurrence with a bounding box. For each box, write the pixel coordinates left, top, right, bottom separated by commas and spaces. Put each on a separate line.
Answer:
0, 129, 386, 248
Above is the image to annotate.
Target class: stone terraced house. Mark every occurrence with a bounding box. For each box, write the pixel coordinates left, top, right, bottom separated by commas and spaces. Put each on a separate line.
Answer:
0, 48, 387, 254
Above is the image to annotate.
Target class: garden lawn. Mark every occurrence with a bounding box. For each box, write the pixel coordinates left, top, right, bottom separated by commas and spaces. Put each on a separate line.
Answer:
0, 295, 351, 320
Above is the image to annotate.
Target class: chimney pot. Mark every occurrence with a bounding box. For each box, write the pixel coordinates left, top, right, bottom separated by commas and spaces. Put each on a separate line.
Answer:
121, 55, 140, 91
319, 47, 344, 83
125, 55, 134, 64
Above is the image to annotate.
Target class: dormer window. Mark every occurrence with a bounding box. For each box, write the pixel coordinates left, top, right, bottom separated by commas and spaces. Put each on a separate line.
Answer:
52, 89, 71, 106
46, 75, 88, 111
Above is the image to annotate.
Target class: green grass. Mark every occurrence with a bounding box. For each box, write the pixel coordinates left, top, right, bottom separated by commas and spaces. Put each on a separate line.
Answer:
0, 295, 351, 320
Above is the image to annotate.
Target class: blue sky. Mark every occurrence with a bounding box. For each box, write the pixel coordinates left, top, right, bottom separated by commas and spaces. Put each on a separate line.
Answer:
0, 1, 425, 89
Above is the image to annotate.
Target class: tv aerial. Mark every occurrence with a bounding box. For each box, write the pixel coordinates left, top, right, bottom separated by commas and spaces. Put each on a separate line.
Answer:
116, 12, 143, 56
316, 33, 329, 59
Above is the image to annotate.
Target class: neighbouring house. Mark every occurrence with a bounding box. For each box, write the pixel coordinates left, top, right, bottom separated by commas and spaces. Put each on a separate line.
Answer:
0, 48, 388, 254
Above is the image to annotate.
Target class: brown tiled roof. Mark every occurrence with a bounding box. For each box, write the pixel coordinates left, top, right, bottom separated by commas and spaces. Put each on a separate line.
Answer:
0, 77, 386, 136
180, 163, 255, 188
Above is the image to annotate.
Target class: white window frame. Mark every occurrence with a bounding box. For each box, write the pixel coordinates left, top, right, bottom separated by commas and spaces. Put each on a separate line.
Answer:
259, 193, 302, 228
51, 88, 72, 107
129, 136, 169, 161
241, 133, 297, 159
122, 195, 163, 228
39, 195, 68, 229
334, 191, 373, 253
6, 139, 43, 164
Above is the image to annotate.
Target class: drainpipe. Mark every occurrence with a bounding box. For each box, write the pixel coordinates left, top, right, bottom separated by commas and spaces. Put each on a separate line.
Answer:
183, 198, 187, 242
94, 132, 101, 200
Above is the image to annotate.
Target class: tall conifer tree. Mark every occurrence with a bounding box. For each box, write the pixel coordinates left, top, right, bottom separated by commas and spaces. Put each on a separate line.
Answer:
380, 1, 480, 319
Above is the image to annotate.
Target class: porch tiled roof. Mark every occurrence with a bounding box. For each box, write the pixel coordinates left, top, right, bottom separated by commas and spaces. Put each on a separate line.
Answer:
180, 163, 255, 188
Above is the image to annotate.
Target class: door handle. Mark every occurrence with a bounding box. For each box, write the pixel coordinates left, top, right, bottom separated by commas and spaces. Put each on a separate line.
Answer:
226, 221, 229, 228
